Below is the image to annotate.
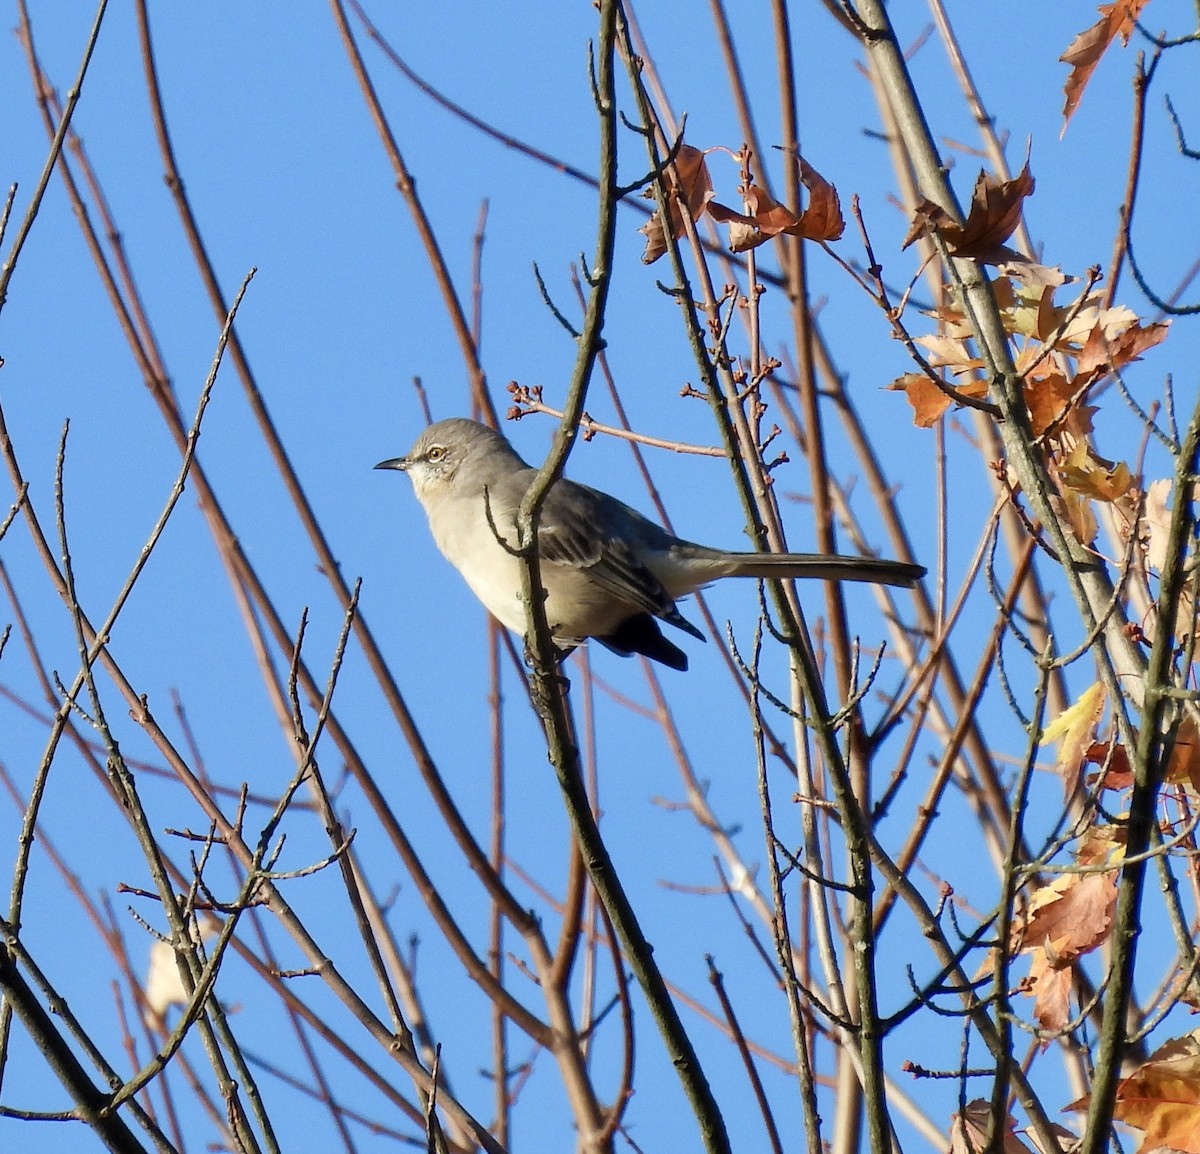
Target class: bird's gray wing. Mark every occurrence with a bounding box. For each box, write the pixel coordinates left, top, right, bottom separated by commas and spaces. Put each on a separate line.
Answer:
535, 480, 704, 640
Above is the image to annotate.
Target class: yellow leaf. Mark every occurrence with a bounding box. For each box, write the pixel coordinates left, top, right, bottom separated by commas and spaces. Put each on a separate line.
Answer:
1058, 440, 1133, 502
1042, 682, 1106, 795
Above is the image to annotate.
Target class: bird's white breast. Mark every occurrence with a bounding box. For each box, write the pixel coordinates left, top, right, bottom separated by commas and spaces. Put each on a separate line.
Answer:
420, 488, 529, 634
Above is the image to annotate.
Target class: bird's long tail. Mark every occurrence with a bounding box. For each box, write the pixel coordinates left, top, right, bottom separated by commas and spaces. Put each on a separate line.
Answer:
726, 553, 925, 588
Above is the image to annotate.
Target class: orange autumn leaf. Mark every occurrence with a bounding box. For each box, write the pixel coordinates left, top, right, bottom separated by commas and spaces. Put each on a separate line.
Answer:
1084, 740, 1134, 790
1021, 302, 1163, 436
1060, 0, 1154, 129
1110, 1035, 1200, 1153
1023, 370, 1079, 437
1074, 317, 1170, 387
903, 163, 1034, 263
639, 144, 715, 264
887, 371, 987, 428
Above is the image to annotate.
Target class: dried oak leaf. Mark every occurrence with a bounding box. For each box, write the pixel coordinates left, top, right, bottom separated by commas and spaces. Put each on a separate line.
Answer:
1042, 681, 1107, 797
887, 371, 987, 428
1060, 0, 1154, 129
903, 163, 1034, 263
709, 158, 844, 252
639, 144, 715, 264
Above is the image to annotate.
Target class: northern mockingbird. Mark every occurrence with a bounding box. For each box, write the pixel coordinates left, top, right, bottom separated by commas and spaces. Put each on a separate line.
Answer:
377, 417, 924, 670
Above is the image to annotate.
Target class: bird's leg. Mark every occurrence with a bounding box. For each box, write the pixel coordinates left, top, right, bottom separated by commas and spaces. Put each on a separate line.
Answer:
521, 634, 574, 692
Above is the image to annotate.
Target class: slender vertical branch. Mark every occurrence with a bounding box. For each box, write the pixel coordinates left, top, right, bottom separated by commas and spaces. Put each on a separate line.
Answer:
0, 0, 108, 317
1080, 390, 1200, 1154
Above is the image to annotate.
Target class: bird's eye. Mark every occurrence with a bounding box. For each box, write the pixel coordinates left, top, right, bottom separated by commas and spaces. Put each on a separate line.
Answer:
426, 445, 447, 463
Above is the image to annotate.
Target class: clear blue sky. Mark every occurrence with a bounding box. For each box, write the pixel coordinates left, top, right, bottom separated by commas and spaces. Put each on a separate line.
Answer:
0, 3, 1195, 1152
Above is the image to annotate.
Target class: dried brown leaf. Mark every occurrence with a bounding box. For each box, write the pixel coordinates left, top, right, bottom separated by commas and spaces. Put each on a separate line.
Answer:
794, 156, 844, 241
949, 1101, 1036, 1154
1019, 871, 1118, 962
1165, 715, 1200, 792
901, 198, 955, 250
996, 256, 1070, 288
639, 144, 715, 264
1060, 0, 1154, 129
1053, 487, 1099, 546
1085, 740, 1134, 790
1014, 825, 1122, 1031
1075, 318, 1170, 386
903, 163, 1034, 262
912, 332, 985, 375
1144, 478, 1174, 572
710, 158, 844, 253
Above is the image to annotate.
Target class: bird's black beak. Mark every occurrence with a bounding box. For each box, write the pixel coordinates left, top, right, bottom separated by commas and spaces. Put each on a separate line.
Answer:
374, 456, 409, 472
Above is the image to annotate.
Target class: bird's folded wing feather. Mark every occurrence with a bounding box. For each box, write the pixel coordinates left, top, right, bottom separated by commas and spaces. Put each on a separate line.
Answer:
535, 485, 677, 620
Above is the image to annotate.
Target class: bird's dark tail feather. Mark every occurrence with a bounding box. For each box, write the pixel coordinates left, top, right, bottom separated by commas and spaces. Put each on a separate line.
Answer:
597, 614, 690, 671
730, 553, 925, 588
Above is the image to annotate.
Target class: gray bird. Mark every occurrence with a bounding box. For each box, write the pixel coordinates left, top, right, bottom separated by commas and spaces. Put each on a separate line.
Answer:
377, 418, 924, 671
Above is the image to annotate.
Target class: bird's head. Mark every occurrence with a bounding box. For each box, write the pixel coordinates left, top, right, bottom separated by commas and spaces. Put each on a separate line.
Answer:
375, 418, 519, 502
